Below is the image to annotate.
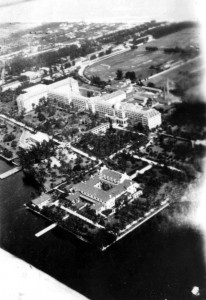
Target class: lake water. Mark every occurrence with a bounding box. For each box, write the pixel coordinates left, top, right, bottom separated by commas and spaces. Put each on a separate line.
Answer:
0, 159, 205, 300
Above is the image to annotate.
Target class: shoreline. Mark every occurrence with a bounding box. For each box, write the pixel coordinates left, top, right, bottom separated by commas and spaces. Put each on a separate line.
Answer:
102, 202, 170, 251
0, 154, 18, 163
26, 201, 170, 252
26, 205, 93, 247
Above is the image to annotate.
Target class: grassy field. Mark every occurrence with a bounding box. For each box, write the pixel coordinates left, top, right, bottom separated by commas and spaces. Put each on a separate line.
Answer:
146, 27, 200, 49
84, 28, 200, 82
147, 56, 202, 89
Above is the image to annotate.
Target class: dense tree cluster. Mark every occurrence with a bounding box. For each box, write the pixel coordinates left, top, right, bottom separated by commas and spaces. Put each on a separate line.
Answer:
8, 40, 99, 75
1, 148, 13, 158
145, 46, 158, 51
75, 129, 147, 159
97, 21, 196, 46
0, 87, 22, 103
147, 21, 197, 39
97, 21, 164, 45
17, 140, 55, 169
116, 69, 123, 80
3, 133, 15, 142
90, 75, 107, 87
115, 69, 137, 82
125, 71, 136, 82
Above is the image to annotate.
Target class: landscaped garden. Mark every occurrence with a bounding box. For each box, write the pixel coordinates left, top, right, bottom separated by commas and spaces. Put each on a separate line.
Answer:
106, 150, 149, 174
17, 139, 97, 191
0, 118, 23, 159
75, 128, 148, 159
21, 98, 104, 142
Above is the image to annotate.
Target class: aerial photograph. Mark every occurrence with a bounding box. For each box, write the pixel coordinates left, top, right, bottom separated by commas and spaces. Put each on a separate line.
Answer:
0, 0, 206, 299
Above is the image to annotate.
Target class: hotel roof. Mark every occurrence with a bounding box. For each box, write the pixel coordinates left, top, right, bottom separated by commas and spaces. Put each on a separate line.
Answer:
2, 80, 21, 88
101, 90, 126, 102
48, 77, 76, 90
141, 108, 160, 118
133, 92, 149, 101
119, 102, 143, 113
19, 84, 48, 101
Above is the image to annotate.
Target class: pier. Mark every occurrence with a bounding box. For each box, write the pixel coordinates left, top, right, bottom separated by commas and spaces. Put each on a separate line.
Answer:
35, 223, 57, 237
0, 166, 22, 180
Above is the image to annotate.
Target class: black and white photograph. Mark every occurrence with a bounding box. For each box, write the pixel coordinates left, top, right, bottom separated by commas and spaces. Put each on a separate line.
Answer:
0, 1, 205, 299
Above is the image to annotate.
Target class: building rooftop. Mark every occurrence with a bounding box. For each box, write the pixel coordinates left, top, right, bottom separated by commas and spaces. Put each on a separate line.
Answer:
2, 80, 21, 88
75, 201, 86, 210
32, 194, 50, 206
141, 86, 162, 93
19, 130, 49, 149
73, 168, 134, 204
119, 102, 143, 113
48, 77, 77, 90
101, 90, 126, 102
19, 84, 48, 101
101, 168, 123, 183
31, 132, 50, 143
66, 192, 80, 202
21, 71, 39, 78
141, 108, 160, 118
92, 202, 103, 212
133, 92, 149, 101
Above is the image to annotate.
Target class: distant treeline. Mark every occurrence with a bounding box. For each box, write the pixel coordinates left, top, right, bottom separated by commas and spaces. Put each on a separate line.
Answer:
7, 40, 100, 76
146, 45, 196, 54
146, 21, 197, 39
97, 21, 164, 45
164, 47, 184, 53
97, 21, 197, 45
145, 46, 158, 51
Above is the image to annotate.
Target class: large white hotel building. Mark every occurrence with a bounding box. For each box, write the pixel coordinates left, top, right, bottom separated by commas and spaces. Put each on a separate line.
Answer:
17, 77, 79, 113
72, 90, 161, 129
17, 77, 161, 129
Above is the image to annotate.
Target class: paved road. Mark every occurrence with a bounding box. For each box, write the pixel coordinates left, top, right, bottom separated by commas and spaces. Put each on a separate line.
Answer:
132, 153, 183, 173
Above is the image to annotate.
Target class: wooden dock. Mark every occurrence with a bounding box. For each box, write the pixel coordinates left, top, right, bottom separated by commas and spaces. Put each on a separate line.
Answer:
35, 223, 57, 237
0, 166, 22, 180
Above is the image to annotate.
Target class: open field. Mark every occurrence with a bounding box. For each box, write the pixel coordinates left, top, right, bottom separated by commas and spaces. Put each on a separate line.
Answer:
84, 28, 200, 82
147, 27, 200, 49
147, 56, 202, 88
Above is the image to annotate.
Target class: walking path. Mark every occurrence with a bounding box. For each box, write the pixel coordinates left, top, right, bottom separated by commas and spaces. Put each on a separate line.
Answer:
115, 202, 170, 241
133, 154, 183, 173
0, 114, 34, 132
160, 133, 191, 143
102, 201, 170, 251
130, 164, 152, 179
59, 205, 104, 229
